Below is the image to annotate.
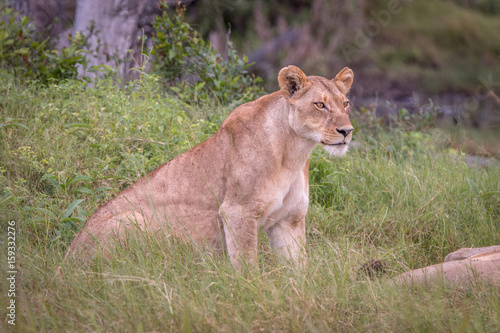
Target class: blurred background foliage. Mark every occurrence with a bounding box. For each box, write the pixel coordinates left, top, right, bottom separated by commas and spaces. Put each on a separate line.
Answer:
2, 0, 500, 130
187, 0, 500, 128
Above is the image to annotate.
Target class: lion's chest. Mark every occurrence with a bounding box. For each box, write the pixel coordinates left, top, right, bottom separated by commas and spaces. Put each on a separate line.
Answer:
258, 168, 309, 231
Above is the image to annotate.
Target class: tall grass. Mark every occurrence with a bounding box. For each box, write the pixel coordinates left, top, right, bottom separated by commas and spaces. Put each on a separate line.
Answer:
1, 70, 499, 331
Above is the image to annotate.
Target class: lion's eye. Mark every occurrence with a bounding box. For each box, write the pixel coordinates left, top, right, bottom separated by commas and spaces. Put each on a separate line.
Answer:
343, 101, 349, 108
314, 102, 325, 108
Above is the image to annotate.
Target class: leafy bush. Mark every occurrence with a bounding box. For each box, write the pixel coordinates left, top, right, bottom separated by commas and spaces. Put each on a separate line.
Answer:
0, 6, 89, 83
150, 4, 264, 105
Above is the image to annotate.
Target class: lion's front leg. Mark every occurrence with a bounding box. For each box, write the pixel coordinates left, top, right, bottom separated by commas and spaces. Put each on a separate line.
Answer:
218, 202, 259, 270
267, 217, 307, 267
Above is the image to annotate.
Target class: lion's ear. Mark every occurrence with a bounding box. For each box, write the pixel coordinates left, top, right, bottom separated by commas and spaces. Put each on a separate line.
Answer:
333, 67, 354, 95
278, 65, 309, 99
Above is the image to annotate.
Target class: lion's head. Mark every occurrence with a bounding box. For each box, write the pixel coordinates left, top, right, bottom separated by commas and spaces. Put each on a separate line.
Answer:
278, 66, 354, 156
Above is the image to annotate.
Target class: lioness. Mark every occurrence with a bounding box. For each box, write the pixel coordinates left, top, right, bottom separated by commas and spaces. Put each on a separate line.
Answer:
67, 65, 354, 269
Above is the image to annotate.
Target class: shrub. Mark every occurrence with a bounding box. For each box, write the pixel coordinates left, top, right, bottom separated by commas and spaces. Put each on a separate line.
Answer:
150, 4, 264, 105
0, 6, 90, 83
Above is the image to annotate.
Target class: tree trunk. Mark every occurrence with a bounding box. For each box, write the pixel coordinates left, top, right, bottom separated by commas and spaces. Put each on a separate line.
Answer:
73, 0, 194, 78
74, 0, 144, 77
10, 0, 30, 16
9, 0, 64, 34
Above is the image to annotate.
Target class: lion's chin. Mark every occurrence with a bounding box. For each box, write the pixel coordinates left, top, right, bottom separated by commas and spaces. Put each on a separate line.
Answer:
321, 143, 349, 157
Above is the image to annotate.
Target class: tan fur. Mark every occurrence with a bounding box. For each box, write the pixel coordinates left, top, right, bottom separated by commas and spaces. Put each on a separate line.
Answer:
67, 66, 354, 269
394, 247, 500, 287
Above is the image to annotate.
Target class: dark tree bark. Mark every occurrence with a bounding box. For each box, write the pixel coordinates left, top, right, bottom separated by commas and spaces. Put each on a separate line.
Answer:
74, 0, 149, 76
9, 0, 67, 36
10, 0, 31, 15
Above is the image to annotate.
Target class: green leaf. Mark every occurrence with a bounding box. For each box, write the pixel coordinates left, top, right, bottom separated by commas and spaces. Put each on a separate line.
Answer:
60, 216, 85, 224
69, 175, 93, 184
195, 81, 206, 92
64, 123, 91, 130
23, 206, 57, 220
73, 187, 94, 195
40, 173, 57, 182
60, 199, 84, 220
95, 186, 111, 193
15, 47, 30, 55
8, 123, 29, 130
28, 216, 53, 223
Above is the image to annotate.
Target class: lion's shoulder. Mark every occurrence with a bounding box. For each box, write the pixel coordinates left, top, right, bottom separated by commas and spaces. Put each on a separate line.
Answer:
222, 92, 284, 128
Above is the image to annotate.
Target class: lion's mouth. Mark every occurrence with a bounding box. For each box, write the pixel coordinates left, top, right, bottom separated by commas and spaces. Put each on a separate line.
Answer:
321, 141, 347, 146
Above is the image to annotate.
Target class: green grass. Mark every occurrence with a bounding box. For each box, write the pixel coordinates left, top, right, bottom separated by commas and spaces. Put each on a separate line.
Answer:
1, 71, 499, 332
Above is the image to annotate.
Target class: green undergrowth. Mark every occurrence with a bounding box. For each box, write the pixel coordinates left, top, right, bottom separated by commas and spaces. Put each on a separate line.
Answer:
0, 71, 499, 331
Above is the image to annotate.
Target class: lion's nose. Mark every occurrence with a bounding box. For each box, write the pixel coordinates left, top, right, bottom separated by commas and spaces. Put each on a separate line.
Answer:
337, 127, 353, 137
